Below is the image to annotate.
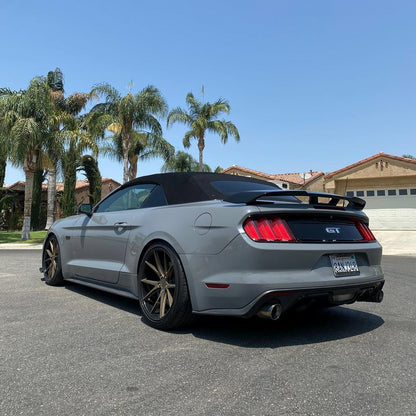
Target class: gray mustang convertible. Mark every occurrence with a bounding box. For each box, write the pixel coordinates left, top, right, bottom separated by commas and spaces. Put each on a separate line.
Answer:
41, 172, 384, 329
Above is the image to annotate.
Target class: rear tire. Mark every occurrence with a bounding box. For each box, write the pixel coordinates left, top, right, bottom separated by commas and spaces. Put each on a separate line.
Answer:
42, 235, 64, 286
138, 242, 193, 330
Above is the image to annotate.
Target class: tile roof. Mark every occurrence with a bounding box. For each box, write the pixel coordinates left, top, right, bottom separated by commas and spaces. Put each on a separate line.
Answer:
6, 178, 120, 192
221, 165, 324, 186
324, 152, 416, 179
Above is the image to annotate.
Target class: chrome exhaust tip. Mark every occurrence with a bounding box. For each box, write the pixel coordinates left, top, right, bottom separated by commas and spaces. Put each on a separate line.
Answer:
257, 303, 282, 320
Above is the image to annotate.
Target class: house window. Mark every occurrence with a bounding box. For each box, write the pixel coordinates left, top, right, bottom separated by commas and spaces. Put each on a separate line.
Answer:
367, 190, 375, 197
399, 189, 408, 195
377, 190, 386, 196
410, 189, 416, 195
346, 191, 354, 197
388, 190, 397, 196
356, 191, 365, 197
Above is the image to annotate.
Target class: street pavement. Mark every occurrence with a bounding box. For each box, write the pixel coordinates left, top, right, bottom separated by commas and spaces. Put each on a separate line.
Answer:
1, 250, 415, 415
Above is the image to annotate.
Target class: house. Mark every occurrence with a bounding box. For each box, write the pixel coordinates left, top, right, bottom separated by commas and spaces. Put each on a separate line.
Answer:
221, 152, 416, 231
5, 177, 121, 220
221, 165, 325, 190
322, 153, 416, 231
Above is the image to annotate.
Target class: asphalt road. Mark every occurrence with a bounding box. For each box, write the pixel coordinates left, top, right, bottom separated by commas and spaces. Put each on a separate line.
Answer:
1, 250, 415, 416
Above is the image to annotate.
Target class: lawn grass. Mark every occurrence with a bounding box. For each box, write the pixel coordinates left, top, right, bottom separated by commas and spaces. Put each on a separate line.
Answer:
0, 230, 47, 244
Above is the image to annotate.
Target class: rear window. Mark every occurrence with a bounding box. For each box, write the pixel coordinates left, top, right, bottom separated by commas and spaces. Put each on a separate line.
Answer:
210, 180, 279, 196
210, 180, 299, 203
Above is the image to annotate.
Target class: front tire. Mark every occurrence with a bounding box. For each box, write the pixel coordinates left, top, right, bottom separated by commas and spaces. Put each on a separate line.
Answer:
138, 242, 193, 330
42, 235, 64, 286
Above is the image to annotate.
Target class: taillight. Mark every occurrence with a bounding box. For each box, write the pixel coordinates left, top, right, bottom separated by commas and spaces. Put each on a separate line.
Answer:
244, 217, 296, 242
356, 222, 376, 241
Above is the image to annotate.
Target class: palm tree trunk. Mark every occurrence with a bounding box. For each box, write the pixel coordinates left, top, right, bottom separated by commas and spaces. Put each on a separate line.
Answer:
198, 136, 205, 172
45, 167, 56, 229
122, 132, 131, 184
0, 156, 6, 188
128, 155, 138, 182
22, 168, 34, 240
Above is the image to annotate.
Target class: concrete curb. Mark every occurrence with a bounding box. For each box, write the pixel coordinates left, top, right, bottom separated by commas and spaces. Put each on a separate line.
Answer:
0, 243, 43, 250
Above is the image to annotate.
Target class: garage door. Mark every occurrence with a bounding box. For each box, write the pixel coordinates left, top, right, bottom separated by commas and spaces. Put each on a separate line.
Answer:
346, 188, 416, 230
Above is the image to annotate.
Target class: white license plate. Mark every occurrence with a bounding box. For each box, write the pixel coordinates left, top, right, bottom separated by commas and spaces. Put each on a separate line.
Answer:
329, 254, 360, 277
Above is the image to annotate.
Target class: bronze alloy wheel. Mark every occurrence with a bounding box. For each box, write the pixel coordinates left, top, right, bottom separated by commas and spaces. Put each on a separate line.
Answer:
138, 243, 193, 330
42, 236, 64, 285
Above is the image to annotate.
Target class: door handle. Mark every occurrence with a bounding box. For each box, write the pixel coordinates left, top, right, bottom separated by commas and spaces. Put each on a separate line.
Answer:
114, 222, 128, 228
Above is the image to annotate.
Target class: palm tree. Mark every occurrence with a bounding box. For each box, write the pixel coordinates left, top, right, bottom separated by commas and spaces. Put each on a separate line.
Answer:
1, 79, 52, 239
61, 115, 98, 217
44, 68, 96, 228
0, 107, 10, 187
161, 150, 211, 173
79, 154, 102, 207
167, 93, 240, 172
102, 128, 174, 181
89, 83, 168, 183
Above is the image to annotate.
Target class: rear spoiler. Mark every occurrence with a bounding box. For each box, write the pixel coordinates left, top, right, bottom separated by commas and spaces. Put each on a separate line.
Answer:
224, 190, 366, 211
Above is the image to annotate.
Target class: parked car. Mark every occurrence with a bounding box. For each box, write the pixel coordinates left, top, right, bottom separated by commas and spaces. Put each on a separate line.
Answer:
41, 172, 384, 329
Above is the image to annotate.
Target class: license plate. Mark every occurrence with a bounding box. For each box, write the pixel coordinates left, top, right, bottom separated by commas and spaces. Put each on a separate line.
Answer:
329, 254, 360, 277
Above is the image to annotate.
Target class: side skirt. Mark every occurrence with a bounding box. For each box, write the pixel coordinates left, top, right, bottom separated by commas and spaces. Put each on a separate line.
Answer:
64, 276, 139, 300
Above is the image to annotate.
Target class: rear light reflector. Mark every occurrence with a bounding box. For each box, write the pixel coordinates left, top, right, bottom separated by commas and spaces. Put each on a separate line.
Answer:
355, 222, 376, 241
205, 283, 230, 289
244, 217, 296, 242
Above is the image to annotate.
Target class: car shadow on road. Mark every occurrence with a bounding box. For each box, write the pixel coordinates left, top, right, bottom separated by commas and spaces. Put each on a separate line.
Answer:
64, 282, 142, 316
63, 282, 384, 348
189, 307, 384, 348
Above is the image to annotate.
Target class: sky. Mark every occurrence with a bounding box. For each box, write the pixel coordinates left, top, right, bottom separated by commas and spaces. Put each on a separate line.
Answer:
1, 0, 415, 185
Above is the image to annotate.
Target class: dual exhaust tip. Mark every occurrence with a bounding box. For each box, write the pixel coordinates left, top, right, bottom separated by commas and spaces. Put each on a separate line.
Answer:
257, 303, 282, 320
256, 288, 384, 321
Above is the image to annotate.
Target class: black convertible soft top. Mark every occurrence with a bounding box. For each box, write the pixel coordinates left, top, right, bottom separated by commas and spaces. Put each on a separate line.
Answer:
121, 172, 279, 205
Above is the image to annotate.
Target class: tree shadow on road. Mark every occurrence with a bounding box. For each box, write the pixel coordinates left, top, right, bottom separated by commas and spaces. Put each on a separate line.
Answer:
63, 282, 384, 348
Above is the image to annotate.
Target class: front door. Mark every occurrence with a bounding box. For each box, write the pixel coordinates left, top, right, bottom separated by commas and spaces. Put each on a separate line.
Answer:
70, 183, 156, 283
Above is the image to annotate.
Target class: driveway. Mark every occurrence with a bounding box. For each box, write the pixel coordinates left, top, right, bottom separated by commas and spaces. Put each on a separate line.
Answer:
1, 250, 415, 416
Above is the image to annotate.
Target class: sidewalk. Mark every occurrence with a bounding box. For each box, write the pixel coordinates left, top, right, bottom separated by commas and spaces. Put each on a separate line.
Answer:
373, 230, 416, 257
0, 231, 415, 256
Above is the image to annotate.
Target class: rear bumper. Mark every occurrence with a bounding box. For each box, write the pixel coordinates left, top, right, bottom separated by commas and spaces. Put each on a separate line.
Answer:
182, 234, 384, 313
193, 278, 385, 317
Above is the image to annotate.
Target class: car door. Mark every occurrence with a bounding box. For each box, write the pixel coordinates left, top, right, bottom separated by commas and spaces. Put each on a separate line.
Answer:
70, 183, 156, 283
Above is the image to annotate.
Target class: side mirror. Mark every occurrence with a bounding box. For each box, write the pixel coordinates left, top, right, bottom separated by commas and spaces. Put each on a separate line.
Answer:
76, 204, 92, 216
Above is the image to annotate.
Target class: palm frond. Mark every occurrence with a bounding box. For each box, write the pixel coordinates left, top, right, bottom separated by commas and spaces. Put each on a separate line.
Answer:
167, 107, 193, 128
183, 130, 197, 148
91, 83, 121, 103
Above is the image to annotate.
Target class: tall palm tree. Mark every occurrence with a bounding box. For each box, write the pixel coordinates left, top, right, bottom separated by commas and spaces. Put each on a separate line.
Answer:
0, 106, 10, 187
44, 68, 96, 228
89, 83, 168, 183
167, 93, 240, 172
102, 127, 174, 181
1, 79, 52, 239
